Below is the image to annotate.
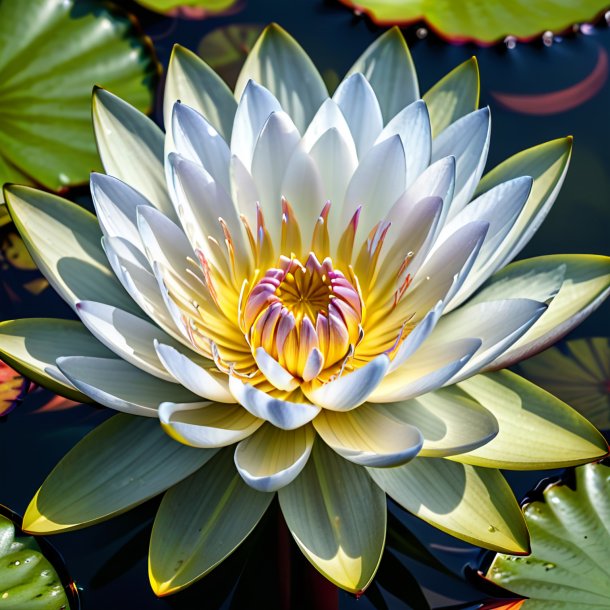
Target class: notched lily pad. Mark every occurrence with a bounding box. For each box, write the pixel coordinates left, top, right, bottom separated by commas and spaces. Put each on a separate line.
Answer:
0, 512, 73, 609
135, 0, 240, 18
338, 0, 609, 45
485, 462, 610, 609
0, 0, 159, 195
520, 338, 610, 430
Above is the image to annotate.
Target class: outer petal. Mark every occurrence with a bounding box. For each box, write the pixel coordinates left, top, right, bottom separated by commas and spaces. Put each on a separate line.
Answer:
431, 107, 490, 219
23, 414, 214, 534
164, 44, 236, 141
229, 376, 320, 430
159, 401, 263, 448
234, 423, 315, 492
56, 356, 199, 417
346, 27, 419, 123
452, 370, 608, 469
373, 386, 498, 457
477, 255, 610, 369
155, 342, 234, 403
4, 185, 139, 315
368, 458, 530, 554
235, 24, 328, 132
149, 448, 272, 596
304, 355, 390, 411
92, 88, 174, 219
423, 57, 480, 138
0, 319, 113, 402
313, 405, 423, 467
474, 137, 572, 270
278, 441, 386, 593
76, 301, 178, 381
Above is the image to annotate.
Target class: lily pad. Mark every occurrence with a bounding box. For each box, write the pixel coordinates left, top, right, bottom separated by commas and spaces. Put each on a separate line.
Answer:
197, 24, 265, 88
338, 0, 610, 44
485, 462, 610, 609
0, 360, 29, 417
0, 0, 158, 196
135, 0, 240, 18
520, 338, 610, 430
0, 509, 74, 609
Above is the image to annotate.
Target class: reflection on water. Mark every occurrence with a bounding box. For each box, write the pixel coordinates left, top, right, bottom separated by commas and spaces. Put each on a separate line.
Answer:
2, 0, 610, 608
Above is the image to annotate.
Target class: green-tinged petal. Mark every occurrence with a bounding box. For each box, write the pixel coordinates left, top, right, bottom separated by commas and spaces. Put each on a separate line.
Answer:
23, 414, 214, 534
453, 370, 608, 469
0, 318, 112, 402
149, 447, 273, 596
92, 88, 174, 218
373, 386, 499, 458
474, 255, 610, 369
368, 458, 529, 554
423, 57, 479, 138
519, 337, 610, 429
474, 137, 572, 270
234, 24, 328, 132
4, 184, 139, 315
346, 27, 418, 124
486, 462, 610, 607
278, 440, 386, 593
164, 44, 237, 141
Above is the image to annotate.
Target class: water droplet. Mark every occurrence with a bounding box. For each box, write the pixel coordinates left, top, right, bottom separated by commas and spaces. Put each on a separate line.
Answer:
504, 36, 517, 49
416, 27, 428, 39
544, 562, 556, 570
1, 592, 8, 600
353, 9, 363, 16
542, 31, 554, 46
605, 10, 610, 24
580, 23, 595, 35
488, 525, 497, 533
41, 570, 50, 577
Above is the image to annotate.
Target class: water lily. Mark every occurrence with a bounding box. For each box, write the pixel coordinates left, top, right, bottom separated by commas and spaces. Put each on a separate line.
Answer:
1, 25, 609, 595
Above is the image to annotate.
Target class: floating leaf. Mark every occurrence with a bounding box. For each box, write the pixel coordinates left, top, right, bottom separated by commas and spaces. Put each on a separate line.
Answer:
0, 0, 158, 196
520, 337, 610, 430
337, 0, 609, 45
0, 511, 73, 609
197, 24, 265, 89
485, 462, 610, 609
135, 0, 240, 18
0, 360, 29, 417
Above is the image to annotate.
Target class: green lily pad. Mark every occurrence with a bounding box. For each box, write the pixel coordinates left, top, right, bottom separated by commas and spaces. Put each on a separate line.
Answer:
0, 0, 158, 195
486, 462, 610, 609
338, 0, 609, 44
0, 513, 71, 609
135, 0, 240, 17
197, 24, 265, 88
520, 338, 610, 430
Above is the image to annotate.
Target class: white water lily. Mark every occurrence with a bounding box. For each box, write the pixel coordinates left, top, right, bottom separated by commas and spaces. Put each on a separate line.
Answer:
1, 25, 609, 595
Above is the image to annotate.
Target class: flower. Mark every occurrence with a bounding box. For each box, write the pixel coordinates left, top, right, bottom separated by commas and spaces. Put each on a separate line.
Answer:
1, 25, 609, 596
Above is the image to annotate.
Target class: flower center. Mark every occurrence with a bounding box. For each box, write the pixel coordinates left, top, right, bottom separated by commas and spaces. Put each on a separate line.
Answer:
242, 253, 363, 381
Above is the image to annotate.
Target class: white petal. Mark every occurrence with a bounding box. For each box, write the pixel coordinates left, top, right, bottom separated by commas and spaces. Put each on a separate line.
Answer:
90, 173, 152, 250
313, 405, 423, 467
300, 99, 356, 156
432, 108, 491, 219
230, 154, 260, 231
375, 100, 432, 187
333, 73, 383, 157
171, 102, 231, 192
304, 355, 390, 411
254, 347, 299, 392
230, 80, 281, 170
369, 338, 482, 402
159, 401, 262, 448
56, 356, 198, 416
342, 135, 406, 240
234, 423, 315, 492
229, 375, 321, 430
155, 342, 234, 403
76, 301, 178, 382
251, 111, 301, 242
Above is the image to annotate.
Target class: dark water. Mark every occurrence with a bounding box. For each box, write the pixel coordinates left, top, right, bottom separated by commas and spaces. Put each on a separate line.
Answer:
2, 0, 610, 608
